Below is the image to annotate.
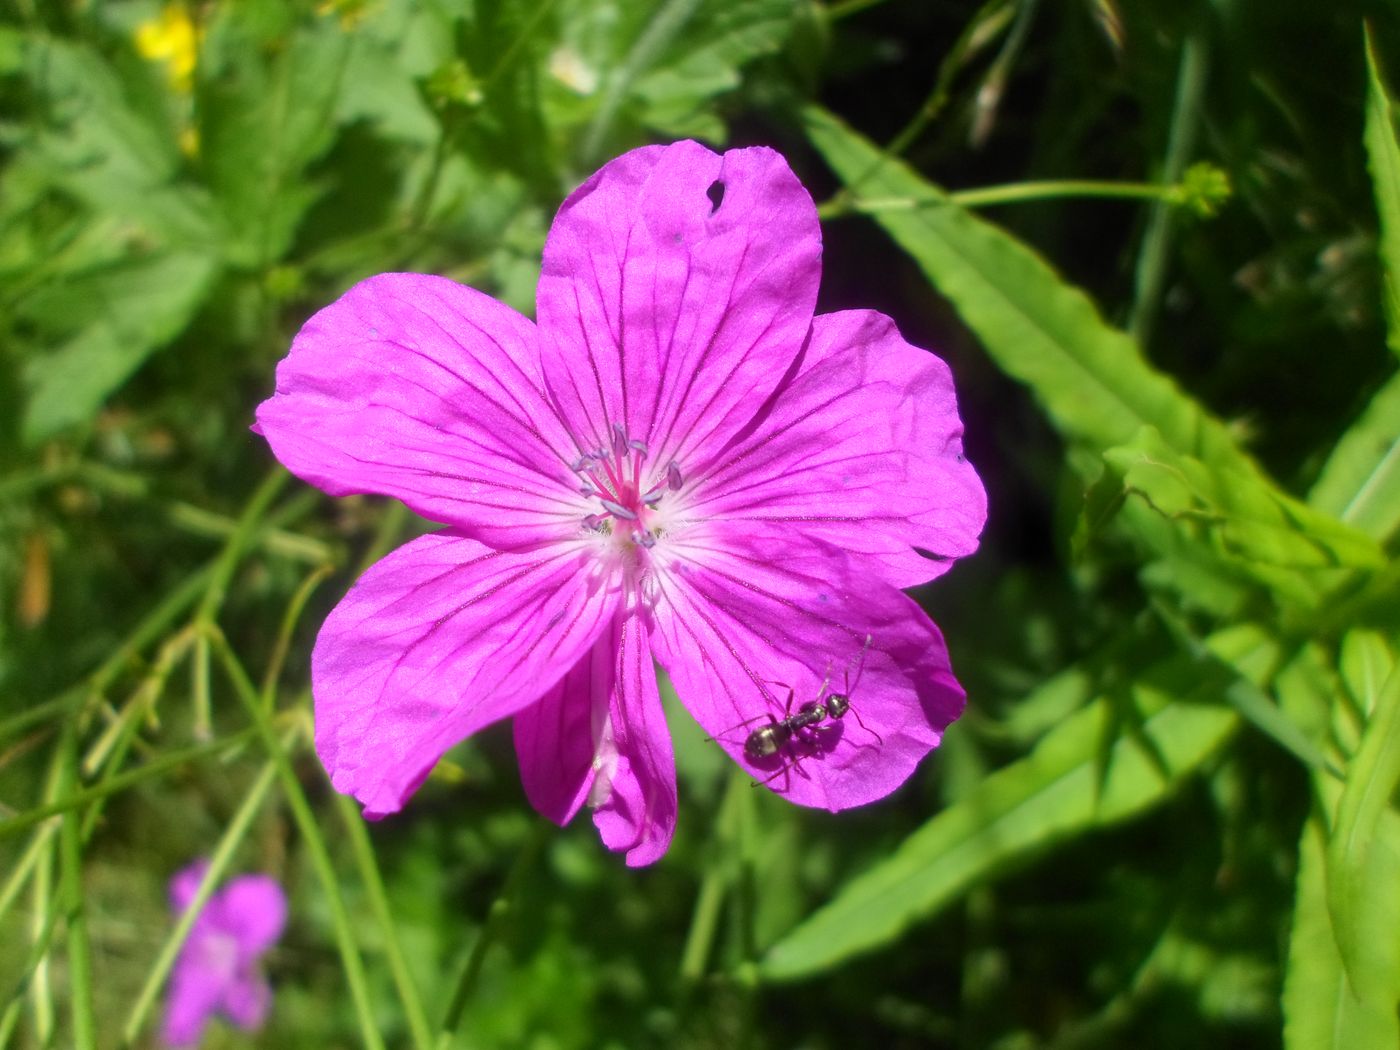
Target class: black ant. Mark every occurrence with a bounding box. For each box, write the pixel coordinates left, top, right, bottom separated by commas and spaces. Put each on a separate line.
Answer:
732, 636, 883, 784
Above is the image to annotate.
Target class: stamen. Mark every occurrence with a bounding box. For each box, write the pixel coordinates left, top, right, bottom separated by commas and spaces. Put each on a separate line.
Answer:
583, 513, 608, 530
611, 423, 629, 458
628, 439, 648, 454
667, 461, 683, 490
632, 530, 657, 549
641, 483, 667, 505
599, 499, 637, 521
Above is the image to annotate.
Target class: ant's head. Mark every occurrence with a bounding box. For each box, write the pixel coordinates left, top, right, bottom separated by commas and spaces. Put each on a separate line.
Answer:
826, 693, 850, 718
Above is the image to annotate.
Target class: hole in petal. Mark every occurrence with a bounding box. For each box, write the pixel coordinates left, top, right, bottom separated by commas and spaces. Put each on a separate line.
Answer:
706, 179, 725, 214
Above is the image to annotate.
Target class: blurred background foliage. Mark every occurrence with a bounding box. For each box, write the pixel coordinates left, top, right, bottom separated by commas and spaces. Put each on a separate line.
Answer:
2, 0, 1399, 1047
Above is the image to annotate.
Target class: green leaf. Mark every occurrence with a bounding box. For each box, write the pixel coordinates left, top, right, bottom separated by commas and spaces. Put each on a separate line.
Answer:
18, 35, 215, 247
1326, 660, 1400, 1003
1308, 370, 1400, 542
20, 250, 219, 442
631, 0, 793, 139
1284, 813, 1400, 1049
802, 105, 1253, 472
756, 626, 1272, 980
1104, 427, 1384, 571
1339, 630, 1396, 719
1365, 26, 1400, 360
200, 11, 352, 268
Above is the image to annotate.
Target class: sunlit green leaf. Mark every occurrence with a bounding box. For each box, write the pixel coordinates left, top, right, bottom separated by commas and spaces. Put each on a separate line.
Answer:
1326, 661, 1400, 1003
1104, 426, 1383, 571
1284, 812, 1400, 1049
1308, 371, 1400, 542
20, 250, 219, 443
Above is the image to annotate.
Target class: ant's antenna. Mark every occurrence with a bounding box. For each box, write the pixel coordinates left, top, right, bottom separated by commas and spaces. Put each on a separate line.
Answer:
841, 635, 883, 746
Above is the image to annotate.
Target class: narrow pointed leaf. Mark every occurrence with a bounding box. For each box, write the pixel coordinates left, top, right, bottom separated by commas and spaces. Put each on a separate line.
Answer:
1308, 371, 1400, 542
1325, 660, 1400, 1003
1364, 26, 1400, 359
1284, 812, 1400, 1049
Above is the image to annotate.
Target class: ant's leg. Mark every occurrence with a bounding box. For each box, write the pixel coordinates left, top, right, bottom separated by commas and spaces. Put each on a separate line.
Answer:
846, 704, 885, 747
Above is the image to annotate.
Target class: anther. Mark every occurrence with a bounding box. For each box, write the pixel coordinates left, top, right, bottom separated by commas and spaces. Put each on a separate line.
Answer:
583, 513, 608, 530
628, 439, 648, 454
667, 462, 684, 490
599, 499, 637, 521
611, 423, 629, 458
633, 531, 657, 549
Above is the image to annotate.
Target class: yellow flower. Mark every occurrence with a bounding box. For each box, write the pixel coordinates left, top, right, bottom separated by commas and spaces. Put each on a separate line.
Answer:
135, 5, 198, 93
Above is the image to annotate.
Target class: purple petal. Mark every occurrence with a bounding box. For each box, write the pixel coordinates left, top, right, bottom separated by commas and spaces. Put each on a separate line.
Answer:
512, 633, 613, 828
209, 874, 287, 960
313, 530, 621, 818
650, 528, 965, 810
162, 952, 224, 1048
693, 310, 986, 588
256, 273, 583, 548
589, 611, 676, 867
537, 142, 821, 473
168, 859, 210, 914
220, 971, 273, 1032
514, 612, 677, 866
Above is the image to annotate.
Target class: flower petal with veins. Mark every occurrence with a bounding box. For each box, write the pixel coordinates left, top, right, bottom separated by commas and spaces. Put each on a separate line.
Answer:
313, 531, 621, 819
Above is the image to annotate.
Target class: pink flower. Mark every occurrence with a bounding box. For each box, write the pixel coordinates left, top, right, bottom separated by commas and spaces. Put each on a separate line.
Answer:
162, 861, 286, 1047
256, 141, 985, 865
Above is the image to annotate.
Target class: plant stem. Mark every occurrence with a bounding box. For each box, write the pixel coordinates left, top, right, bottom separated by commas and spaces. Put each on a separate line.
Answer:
205, 626, 386, 1050
119, 756, 281, 1047
57, 729, 96, 1050
195, 468, 290, 627
1129, 25, 1209, 344
336, 793, 437, 1050
0, 727, 260, 841
818, 178, 1189, 221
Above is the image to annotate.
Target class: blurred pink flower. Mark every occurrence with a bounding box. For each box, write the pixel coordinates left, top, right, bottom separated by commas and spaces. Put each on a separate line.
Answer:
256, 141, 985, 865
163, 861, 286, 1048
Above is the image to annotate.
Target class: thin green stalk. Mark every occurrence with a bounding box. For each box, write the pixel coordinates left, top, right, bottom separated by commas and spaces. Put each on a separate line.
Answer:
82, 626, 195, 777
437, 821, 551, 1047
3, 903, 61, 1036
679, 773, 748, 983
1128, 25, 1209, 344
0, 727, 260, 841
204, 627, 385, 1050
27, 749, 62, 1045
57, 730, 96, 1050
195, 468, 290, 627
261, 563, 337, 711
0, 825, 56, 926
817, 178, 1190, 221
119, 757, 281, 1048
335, 793, 436, 1050
191, 632, 212, 742
881, 0, 1014, 161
